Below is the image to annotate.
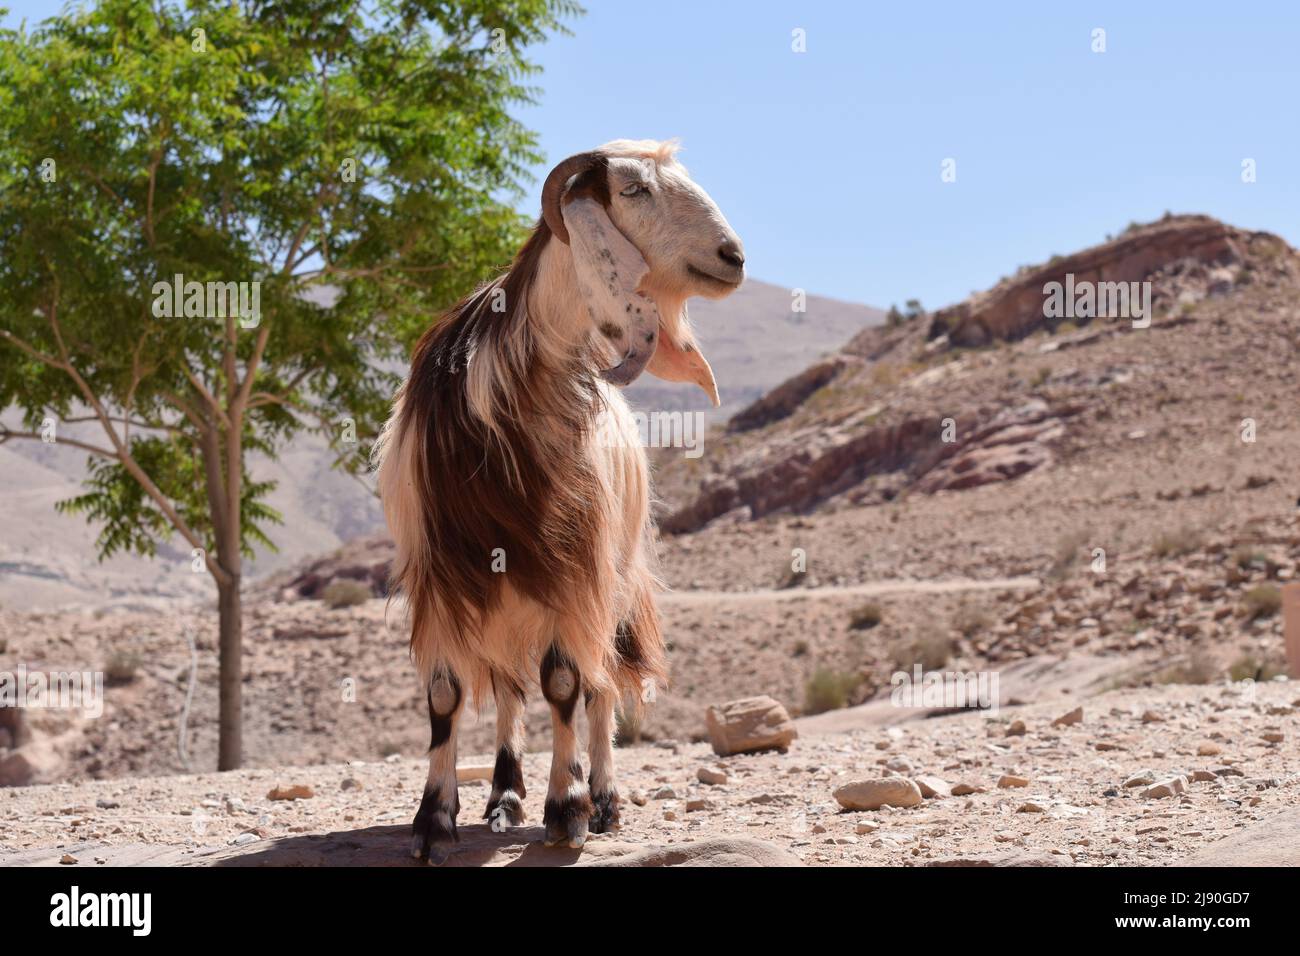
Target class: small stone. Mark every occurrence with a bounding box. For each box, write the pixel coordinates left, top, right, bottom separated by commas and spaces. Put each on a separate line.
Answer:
59, 854, 77, 865
1196, 742, 1222, 756
1005, 720, 1027, 737
685, 798, 713, 813
267, 784, 314, 801
662, 810, 677, 821
651, 785, 677, 800
629, 789, 648, 806
1123, 770, 1156, 788
1053, 707, 1083, 727
696, 766, 728, 786
1190, 770, 1218, 783
914, 775, 952, 798
950, 783, 981, 796
1261, 732, 1284, 744
1142, 777, 1188, 799
885, 756, 915, 773
1017, 802, 1046, 813
854, 822, 879, 835
340, 778, 362, 791
232, 832, 261, 846
833, 777, 923, 811
1141, 710, 1163, 723
997, 774, 1030, 789
95, 799, 120, 810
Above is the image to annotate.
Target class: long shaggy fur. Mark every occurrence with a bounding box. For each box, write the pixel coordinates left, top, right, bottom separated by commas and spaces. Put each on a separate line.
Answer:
373, 218, 668, 712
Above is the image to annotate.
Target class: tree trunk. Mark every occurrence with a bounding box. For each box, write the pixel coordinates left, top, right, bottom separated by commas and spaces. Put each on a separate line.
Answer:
216, 575, 242, 770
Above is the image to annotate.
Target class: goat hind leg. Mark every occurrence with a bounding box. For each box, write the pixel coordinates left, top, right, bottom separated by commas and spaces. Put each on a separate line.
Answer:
484, 674, 527, 831
540, 646, 592, 848
585, 688, 621, 834
412, 671, 462, 865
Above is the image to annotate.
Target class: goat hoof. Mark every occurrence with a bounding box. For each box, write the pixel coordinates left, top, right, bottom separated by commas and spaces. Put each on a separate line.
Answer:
412, 785, 458, 864
543, 795, 591, 849
484, 792, 525, 832
425, 842, 452, 866
589, 789, 621, 835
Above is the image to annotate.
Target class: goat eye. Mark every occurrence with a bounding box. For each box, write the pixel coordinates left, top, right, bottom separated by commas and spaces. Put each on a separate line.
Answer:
620, 183, 649, 198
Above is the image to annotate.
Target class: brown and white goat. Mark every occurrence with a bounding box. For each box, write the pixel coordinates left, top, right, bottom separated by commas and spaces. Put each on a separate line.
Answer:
373, 140, 744, 862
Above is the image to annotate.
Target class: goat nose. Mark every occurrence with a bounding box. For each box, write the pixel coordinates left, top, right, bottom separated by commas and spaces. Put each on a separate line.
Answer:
717, 239, 745, 268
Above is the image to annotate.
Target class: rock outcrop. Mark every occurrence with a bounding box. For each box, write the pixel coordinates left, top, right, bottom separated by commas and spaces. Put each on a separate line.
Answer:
275, 533, 394, 601
929, 214, 1281, 346
664, 399, 1080, 533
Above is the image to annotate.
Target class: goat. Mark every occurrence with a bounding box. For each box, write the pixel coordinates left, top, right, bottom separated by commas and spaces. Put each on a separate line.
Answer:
373, 140, 745, 863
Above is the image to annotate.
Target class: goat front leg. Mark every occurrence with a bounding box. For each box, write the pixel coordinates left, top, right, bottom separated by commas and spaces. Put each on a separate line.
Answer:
540, 646, 592, 848
412, 670, 462, 865
585, 687, 621, 834
484, 673, 527, 832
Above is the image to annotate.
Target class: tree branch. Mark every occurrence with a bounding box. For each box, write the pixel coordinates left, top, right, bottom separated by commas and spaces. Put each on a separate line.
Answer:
0, 425, 121, 460
39, 275, 232, 588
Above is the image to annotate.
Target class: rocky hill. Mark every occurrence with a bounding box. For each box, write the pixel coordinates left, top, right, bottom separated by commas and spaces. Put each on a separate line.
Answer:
653, 214, 1297, 532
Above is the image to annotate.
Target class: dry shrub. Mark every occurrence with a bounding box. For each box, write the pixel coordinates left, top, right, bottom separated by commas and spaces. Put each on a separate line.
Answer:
803, 667, 860, 715
321, 578, 373, 609
892, 633, 956, 672
1152, 526, 1201, 559
1242, 585, 1281, 621
848, 603, 882, 630
104, 650, 143, 686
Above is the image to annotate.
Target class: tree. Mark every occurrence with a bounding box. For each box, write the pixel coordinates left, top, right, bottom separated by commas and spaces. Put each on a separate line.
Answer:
886, 299, 925, 327
0, 0, 579, 770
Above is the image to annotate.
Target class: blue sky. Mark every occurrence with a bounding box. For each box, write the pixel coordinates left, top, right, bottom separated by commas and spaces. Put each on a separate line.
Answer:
6, 1, 1297, 310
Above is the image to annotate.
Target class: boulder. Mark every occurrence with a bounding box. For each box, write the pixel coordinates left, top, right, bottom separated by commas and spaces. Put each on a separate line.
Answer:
0, 738, 64, 787
705, 696, 797, 756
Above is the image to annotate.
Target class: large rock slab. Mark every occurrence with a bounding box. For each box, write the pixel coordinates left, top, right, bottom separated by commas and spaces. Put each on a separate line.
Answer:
1, 826, 802, 868
927, 851, 1072, 867
1174, 810, 1300, 867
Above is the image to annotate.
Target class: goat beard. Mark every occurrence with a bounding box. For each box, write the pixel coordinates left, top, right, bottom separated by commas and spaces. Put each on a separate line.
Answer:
643, 295, 721, 407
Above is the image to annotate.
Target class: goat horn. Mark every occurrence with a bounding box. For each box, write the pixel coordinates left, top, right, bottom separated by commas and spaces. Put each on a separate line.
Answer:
541, 151, 603, 244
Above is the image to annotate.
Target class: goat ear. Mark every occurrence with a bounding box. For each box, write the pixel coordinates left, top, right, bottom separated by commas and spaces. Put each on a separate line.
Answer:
561, 195, 661, 386
542, 151, 605, 244
647, 302, 720, 407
